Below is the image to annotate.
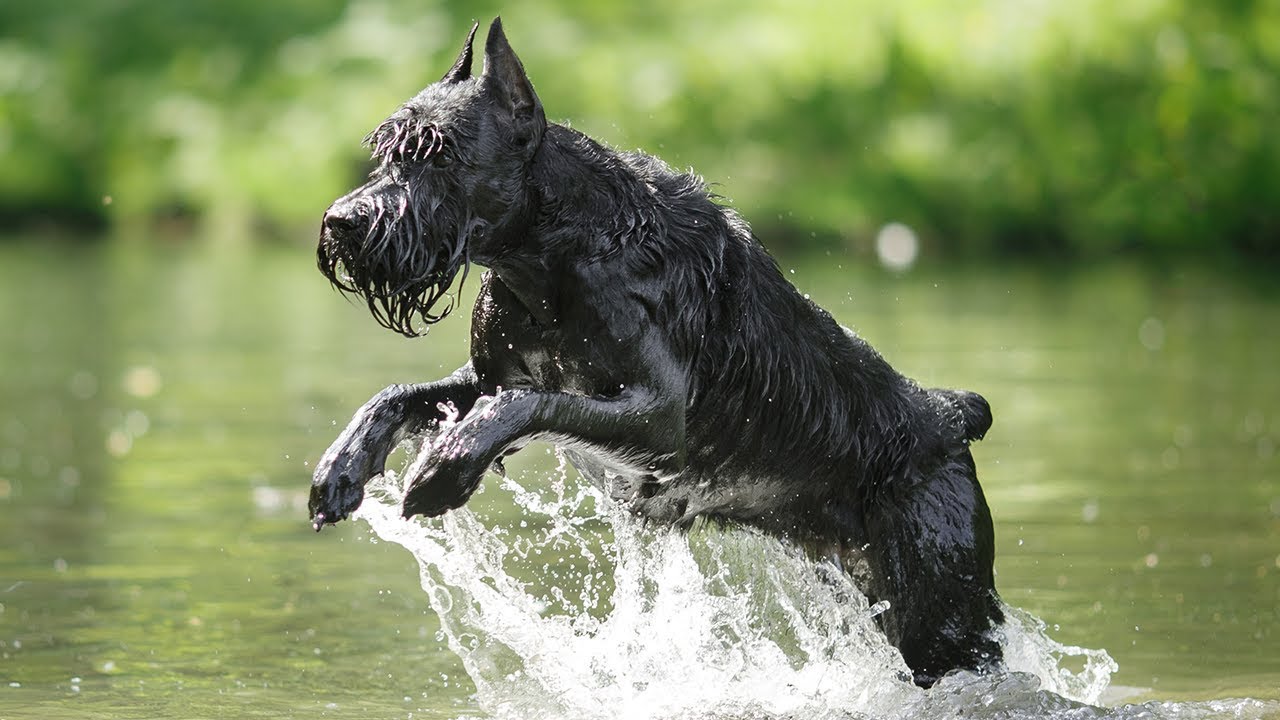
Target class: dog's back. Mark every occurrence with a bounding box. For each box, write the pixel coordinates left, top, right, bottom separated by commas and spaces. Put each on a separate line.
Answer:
597, 147, 979, 495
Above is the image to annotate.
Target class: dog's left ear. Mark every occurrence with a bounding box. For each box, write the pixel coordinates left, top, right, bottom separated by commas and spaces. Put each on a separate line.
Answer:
482, 17, 545, 151
441, 22, 479, 83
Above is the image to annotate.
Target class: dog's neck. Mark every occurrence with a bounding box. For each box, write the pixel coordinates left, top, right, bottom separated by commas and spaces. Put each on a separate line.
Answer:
485, 261, 559, 327
529, 125, 619, 211
480, 184, 559, 327
528, 125, 668, 254
482, 124, 660, 327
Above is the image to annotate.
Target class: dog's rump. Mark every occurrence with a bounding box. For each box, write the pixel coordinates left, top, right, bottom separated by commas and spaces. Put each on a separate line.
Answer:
831, 325, 992, 445
928, 387, 993, 443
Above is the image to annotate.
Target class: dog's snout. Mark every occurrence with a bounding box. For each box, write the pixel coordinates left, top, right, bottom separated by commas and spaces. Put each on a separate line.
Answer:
322, 193, 369, 237
322, 208, 359, 235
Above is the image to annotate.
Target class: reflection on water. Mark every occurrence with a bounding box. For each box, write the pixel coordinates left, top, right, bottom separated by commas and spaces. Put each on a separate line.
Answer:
0, 237, 1277, 718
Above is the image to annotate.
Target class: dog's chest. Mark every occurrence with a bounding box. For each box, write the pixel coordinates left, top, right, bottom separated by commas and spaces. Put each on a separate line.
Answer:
471, 271, 619, 396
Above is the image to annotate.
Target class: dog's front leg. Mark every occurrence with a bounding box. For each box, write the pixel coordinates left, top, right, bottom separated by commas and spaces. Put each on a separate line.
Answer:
400, 385, 686, 518
309, 363, 482, 530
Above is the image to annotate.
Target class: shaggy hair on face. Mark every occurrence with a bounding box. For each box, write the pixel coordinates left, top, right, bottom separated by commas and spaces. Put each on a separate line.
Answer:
316, 115, 475, 337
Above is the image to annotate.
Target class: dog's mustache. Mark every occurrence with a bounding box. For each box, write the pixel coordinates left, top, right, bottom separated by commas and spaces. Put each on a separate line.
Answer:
317, 198, 477, 337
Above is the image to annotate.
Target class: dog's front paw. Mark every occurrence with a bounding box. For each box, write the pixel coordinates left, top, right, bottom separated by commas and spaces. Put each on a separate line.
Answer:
400, 434, 489, 519
309, 445, 380, 531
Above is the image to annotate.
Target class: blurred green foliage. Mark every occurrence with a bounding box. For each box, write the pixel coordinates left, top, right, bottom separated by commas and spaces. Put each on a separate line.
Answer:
1, 0, 1277, 258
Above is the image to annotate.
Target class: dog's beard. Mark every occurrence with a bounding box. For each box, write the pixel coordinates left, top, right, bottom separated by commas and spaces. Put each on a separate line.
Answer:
317, 187, 476, 338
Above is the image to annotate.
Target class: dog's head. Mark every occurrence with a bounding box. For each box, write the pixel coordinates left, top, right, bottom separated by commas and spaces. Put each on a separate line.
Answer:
318, 18, 546, 336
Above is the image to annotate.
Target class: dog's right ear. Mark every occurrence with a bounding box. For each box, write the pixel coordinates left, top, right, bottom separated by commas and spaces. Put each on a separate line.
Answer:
441, 22, 479, 83
482, 17, 545, 150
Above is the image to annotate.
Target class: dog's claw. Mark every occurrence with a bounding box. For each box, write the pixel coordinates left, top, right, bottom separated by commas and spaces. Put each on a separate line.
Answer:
312, 512, 326, 532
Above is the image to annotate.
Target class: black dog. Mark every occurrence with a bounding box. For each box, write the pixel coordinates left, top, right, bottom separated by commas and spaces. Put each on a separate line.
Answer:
309, 18, 1003, 687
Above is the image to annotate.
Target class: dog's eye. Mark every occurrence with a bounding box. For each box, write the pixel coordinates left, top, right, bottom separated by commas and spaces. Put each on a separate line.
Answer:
432, 148, 455, 168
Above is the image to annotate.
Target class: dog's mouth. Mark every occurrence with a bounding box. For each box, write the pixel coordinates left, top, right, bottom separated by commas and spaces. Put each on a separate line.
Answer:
317, 210, 475, 337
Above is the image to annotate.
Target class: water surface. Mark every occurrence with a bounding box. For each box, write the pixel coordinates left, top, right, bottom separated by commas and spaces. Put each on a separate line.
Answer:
0, 238, 1276, 718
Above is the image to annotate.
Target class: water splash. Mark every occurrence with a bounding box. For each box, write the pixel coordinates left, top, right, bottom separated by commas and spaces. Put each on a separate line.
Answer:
998, 604, 1116, 704
355, 457, 1278, 720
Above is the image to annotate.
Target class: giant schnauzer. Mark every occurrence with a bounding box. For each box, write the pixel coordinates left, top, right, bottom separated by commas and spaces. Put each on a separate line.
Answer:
309, 18, 1003, 687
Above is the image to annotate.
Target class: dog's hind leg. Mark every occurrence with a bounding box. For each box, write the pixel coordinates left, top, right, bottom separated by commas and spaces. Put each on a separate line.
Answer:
860, 451, 1004, 687
310, 362, 483, 529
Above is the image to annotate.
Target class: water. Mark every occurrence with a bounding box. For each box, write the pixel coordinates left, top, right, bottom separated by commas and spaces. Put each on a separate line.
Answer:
356, 462, 1119, 719
354, 462, 1271, 720
0, 237, 1277, 718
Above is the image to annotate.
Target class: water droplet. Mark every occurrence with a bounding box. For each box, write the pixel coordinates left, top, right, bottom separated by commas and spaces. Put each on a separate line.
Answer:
1138, 317, 1165, 351
123, 365, 163, 398
875, 222, 919, 271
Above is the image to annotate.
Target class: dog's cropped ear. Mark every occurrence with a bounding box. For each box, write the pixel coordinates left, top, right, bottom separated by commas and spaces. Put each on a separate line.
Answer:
482, 17, 545, 149
441, 22, 479, 83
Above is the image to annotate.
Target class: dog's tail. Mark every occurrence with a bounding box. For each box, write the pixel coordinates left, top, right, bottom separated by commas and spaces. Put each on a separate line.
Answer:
933, 389, 993, 443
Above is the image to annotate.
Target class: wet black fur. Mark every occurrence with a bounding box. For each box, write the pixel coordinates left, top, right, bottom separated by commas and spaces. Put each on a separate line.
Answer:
310, 19, 1004, 687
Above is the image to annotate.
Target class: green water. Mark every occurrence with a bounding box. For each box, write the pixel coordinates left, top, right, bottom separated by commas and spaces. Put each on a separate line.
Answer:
0, 237, 1276, 718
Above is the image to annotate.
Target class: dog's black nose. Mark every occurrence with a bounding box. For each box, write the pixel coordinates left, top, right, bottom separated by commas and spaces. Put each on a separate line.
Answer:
322, 210, 359, 235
